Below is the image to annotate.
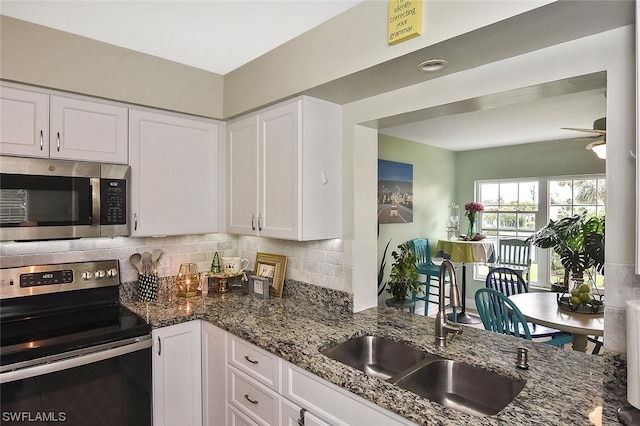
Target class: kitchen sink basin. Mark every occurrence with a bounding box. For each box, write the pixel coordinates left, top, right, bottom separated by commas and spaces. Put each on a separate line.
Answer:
321, 335, 525, 417
320, 335, 428, 380
393, 359, 526, 417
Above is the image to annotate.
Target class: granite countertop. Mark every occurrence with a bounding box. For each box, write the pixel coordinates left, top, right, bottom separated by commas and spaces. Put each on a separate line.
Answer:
125, 289, 628, 426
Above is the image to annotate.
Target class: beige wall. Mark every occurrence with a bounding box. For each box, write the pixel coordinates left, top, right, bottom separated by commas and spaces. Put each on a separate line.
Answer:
223, 0, 554, 116
0, 16, 224, 118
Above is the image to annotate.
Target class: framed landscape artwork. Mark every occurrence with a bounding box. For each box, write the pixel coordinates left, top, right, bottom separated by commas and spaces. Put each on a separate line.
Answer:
377, 159, 413, 224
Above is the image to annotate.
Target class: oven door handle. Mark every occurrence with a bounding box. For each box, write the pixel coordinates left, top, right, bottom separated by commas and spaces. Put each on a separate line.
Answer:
0, 335, 152, 384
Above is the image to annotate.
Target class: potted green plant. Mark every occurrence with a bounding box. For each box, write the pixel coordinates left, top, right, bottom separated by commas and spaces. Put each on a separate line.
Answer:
385, 241, 422, 306
527, 213, 605, 291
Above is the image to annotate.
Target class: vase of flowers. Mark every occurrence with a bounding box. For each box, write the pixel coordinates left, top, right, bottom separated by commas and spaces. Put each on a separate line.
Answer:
464, 202, 484, 238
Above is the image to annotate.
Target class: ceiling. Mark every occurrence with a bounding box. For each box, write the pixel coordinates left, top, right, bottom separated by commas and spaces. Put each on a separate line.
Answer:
0, 1, 616, 152
0, 0, 362, 75
378, 74, 607, 151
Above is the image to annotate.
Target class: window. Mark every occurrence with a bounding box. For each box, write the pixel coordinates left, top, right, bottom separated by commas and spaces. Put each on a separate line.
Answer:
475, 175, 605, 288
548, 177, 606, 287
476, 180, 539, 285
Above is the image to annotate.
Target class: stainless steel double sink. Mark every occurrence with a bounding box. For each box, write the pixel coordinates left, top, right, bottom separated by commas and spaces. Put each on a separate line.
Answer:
320, 336, 525, 417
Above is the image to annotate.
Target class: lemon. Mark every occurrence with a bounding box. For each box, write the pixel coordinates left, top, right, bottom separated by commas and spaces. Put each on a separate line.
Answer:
571, 289, 581, 298
578, 284, 591, 293
579, 293, 592, 303
571, 296, 581, 306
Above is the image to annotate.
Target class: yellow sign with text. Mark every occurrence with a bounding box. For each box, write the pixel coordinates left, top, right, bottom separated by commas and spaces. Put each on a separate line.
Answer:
388, 0, 422, 45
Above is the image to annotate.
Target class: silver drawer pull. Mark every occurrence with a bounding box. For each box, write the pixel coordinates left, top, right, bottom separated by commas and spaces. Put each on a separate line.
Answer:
244, 355, 258, 364
244, 394, 259, 405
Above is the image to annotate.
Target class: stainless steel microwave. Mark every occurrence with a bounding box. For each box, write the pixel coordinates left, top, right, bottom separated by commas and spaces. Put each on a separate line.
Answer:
0, 156, 130, 241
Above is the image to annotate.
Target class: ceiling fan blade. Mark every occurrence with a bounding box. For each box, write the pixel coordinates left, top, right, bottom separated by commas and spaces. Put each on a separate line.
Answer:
561, 127, 607, 135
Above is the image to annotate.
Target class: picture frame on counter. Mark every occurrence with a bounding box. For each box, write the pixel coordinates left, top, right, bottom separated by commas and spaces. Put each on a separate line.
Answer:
248, 275, 270, 299
254, 252, 288, 297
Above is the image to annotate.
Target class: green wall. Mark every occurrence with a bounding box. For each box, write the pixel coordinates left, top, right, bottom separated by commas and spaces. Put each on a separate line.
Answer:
379, 135, 605, 308
377, 134, 456, 305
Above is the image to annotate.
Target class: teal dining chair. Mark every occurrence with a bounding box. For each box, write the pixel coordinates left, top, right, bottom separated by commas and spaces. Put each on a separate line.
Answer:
475, 288, 571, 347
490, 238, 532, 286
485, 268, 573, 344
410, 238, 447, 316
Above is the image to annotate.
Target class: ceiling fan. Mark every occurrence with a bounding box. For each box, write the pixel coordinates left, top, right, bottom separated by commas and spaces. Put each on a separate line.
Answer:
562, 117, 606, 159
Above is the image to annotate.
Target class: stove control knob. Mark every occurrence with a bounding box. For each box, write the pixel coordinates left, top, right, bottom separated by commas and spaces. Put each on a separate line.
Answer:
95, 270, 106, 279
106, 268, 118, 277
81, 271, 93, 280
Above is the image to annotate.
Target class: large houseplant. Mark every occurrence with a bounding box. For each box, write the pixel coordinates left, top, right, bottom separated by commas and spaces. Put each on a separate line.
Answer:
385, 241, 422, 304
527, 213, 605, 289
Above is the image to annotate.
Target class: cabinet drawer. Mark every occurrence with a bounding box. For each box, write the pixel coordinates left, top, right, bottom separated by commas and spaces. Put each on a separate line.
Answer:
227, 404, 259, 426
228, 335, 281, 391
228, 366, 280, 426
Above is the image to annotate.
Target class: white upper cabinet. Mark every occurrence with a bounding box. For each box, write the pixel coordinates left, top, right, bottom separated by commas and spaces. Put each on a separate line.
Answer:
0, 83, 128, 163
49, 95, 128, 163
129, 108, 221, 237
1, 85, 50, 158
226, 96, 341, 241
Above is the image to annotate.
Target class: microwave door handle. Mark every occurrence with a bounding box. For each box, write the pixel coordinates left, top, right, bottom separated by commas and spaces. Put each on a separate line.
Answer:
91, 178, 100, 226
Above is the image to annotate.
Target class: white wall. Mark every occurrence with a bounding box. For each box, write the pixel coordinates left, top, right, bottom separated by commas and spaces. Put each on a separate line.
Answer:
1, 234, 352, 292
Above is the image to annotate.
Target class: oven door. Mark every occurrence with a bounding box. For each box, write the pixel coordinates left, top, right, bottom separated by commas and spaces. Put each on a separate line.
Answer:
0, 157, 101, 241
1, 336, 151, 426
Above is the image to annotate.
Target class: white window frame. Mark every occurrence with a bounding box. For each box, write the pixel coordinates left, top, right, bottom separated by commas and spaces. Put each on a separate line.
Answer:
474, 173, 605, 289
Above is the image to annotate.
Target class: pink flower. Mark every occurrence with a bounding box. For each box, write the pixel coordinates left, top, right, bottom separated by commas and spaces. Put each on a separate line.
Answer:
464, 202, 484, 213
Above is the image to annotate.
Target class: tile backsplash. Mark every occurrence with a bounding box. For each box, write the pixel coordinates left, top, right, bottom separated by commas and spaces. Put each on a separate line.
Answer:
0, 233, 354, 294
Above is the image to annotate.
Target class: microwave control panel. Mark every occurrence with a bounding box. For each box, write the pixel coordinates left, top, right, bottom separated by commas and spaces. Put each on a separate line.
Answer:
100, 178, 127, 225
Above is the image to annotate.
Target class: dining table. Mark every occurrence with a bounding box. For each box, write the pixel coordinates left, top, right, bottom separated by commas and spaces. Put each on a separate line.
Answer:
435, 238, 495, 324
509, 291, 604, 352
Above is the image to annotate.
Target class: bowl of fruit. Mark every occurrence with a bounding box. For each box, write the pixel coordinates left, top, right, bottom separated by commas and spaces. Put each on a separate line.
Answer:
557, 283, 604, 314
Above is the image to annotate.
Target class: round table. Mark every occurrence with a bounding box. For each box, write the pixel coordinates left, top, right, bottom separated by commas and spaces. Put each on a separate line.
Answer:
509, 292, 603, 352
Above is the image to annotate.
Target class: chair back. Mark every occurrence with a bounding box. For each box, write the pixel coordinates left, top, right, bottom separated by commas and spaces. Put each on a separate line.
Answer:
486, 267, 529, 296
475, 288, 532, 340
411, 238, 433, 268
497, 238, 531, 269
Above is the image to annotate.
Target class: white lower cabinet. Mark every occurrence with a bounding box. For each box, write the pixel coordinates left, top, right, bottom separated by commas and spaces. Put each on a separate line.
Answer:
153, 323, 413, 426
283, 363, 414, 426
202, 321, 226, 426
152, 321, 202, 426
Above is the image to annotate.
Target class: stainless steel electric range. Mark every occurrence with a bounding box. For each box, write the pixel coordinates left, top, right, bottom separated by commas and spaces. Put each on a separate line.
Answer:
0, 260, 151, 426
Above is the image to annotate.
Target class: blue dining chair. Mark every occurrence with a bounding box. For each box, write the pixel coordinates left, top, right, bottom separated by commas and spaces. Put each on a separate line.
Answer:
485, 267, 572, 345
475, 288, 572, 347
410, 238, 447, 316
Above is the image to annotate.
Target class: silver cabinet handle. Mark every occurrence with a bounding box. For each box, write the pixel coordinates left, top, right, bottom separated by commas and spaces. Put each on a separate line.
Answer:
251, 214, 256, 231
244, 394, 258, 405
258, 214, 263, 231
244, 355, 258, 364
298, 408, 307, 426
134, 213, 138, 231
157, 336, 161, 356
56, 132, 60, 151
39, 130, 44, 150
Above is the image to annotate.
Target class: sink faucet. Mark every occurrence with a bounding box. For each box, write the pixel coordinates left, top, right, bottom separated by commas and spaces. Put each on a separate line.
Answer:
435, 259, 463, 348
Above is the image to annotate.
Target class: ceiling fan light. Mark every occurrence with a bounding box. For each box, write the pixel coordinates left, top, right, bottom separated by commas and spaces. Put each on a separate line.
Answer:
586, 139, 606, 159
591, 143, 606, 159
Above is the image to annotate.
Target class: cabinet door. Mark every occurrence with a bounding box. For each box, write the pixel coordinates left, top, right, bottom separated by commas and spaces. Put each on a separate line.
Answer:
129, 109, 220, 236
258, 101, 299, 239
0, 85, 50, 158
202, 322, 226, 426
226, 115, 259, 235
152, 321, 202, 426
50, 95, 128, 163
